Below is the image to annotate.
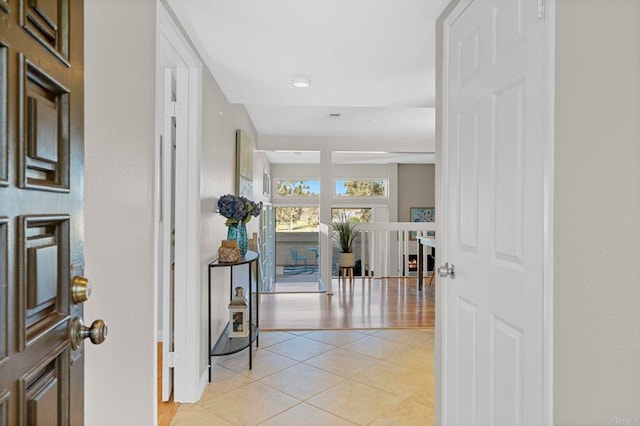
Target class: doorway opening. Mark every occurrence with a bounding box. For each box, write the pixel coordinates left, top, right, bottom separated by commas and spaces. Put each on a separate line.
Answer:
272, 205, 323, 292
156, 2, 203, 410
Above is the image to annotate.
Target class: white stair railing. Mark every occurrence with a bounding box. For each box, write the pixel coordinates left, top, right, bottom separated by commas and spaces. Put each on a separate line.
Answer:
319, 221, 436, 295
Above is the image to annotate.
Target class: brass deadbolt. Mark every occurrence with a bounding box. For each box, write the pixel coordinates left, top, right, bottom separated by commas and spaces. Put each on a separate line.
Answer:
71, 276, 92, 304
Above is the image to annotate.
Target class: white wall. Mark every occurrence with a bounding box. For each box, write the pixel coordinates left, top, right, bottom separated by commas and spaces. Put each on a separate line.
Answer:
199, 69, 260, 378
271, 164, 320, 181
554, 0, 640, 423
84, 0, 157, 424
332, 164, 389, 180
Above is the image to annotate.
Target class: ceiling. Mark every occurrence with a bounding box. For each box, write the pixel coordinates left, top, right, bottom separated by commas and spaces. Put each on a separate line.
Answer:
263, 150, 435, 165
167, 0, 449, 159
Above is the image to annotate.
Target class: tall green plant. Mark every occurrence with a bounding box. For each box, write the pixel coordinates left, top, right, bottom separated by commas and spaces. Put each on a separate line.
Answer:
332, 212, 359, 253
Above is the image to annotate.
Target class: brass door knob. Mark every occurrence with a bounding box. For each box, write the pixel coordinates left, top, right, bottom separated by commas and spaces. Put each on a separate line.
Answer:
69, 317, 108, 350
71, 276, 92, 304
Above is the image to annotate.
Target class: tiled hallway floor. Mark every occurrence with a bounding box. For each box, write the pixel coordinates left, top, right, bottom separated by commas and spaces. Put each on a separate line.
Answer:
170, 329, 435, 425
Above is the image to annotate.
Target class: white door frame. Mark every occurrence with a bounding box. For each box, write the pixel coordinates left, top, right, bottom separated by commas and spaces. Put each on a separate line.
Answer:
156, 2, 203, 404
435, 0, 555, 424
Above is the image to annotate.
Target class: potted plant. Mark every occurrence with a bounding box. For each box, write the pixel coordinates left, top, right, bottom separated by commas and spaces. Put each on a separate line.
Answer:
332, 212, 359, 268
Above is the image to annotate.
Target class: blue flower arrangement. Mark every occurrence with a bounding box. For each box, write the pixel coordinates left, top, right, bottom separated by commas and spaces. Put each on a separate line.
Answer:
217, 194, 261, 226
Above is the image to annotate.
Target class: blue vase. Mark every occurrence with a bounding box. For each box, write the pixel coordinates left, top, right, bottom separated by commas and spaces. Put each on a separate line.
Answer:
227, 223, 248, 257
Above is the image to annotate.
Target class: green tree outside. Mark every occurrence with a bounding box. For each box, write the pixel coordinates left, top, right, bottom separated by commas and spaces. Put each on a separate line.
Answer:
275, 181, 317, 231
276, 180, 314, 196
338, 180, 386, 196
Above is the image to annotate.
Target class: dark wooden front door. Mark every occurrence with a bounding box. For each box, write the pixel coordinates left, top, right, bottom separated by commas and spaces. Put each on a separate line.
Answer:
0, 0, 91, 424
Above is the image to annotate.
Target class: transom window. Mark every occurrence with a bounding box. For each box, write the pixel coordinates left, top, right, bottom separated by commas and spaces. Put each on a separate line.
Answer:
335, 179, 387, 197
275, 180, 319, 197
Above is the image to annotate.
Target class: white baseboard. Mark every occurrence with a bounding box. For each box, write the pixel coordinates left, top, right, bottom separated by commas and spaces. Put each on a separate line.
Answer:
199, 368, 208, 397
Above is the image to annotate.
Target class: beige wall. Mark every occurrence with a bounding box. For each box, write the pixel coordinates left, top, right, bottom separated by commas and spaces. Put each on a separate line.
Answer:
86, 0, 263, 420
199, 68, 260, 377
397, 164, 435, 222
84, 0, 157, 424
554, 0, 640, 423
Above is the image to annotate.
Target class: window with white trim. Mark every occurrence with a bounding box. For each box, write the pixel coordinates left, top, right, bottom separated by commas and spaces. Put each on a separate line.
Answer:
335, 179, 387, 197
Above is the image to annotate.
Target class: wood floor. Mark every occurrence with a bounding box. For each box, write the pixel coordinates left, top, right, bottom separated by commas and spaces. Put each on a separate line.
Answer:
157, 343, 180, 426
260, 277, 435, 330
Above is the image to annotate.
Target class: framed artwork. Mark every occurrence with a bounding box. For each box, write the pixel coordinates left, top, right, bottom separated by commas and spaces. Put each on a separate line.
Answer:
235, 129, 254, 198
410, 207, 435, 240
262, 168, 271, 197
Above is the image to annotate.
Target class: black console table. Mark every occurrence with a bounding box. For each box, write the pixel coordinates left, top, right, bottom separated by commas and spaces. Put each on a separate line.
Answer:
207, 250, 259, 381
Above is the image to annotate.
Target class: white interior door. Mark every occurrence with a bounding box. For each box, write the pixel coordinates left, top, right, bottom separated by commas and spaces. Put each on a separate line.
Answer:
161, 68, 176, 402
441, 0, 549, 424
160, 67, 189, 401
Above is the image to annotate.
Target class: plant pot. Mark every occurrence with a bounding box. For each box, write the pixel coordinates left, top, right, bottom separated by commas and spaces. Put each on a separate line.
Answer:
339, 252, 355, 268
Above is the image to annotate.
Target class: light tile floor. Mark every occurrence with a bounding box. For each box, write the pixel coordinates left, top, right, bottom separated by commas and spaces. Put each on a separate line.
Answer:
170, 329, 434, 426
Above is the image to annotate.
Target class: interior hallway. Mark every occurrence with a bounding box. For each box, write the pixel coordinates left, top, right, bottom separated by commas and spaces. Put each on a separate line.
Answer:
170, 328, 435, 425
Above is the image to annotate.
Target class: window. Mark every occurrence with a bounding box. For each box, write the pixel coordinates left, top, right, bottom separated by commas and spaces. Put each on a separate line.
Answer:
335, 179, 387, 197
275, 180, 319, 197
276, 207, 319, 232
331, 208, 373, 223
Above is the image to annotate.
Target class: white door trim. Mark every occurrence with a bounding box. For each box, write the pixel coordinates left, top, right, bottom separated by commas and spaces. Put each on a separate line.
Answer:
156, 2, 203, 404
542, 2, 556, 424
160, 68, 174, 402
435, 0, 555, 423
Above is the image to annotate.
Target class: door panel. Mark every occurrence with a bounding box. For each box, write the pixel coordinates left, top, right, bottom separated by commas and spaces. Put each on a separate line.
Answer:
19, 215, 69, 349
19, 56, 70, 191
0, 218, 6, 363
492, 79, 525, 265
0, 1, 90, 424
457, 104, 479, 252
0, 41, 6, 186
443, 0, 547, 424
20, 0, 70, 65
19, 343, 69, 426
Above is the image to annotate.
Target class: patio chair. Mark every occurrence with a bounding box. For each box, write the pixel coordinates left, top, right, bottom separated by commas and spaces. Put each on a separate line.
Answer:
289, 248, 308, 271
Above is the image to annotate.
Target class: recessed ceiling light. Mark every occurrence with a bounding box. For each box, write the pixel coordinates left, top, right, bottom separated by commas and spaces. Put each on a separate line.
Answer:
292, 76, 311, 88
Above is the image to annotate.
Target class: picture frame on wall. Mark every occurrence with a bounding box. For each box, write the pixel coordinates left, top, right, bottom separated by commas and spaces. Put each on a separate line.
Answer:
236, 129, 254, 198
262, 168, 271, 197
410, 207, 435, 240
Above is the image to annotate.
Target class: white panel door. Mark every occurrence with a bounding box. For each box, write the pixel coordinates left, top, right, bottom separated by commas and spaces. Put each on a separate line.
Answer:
441, 0, 548, 424
161, 68, 176, 402
161, 67, 189, 401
